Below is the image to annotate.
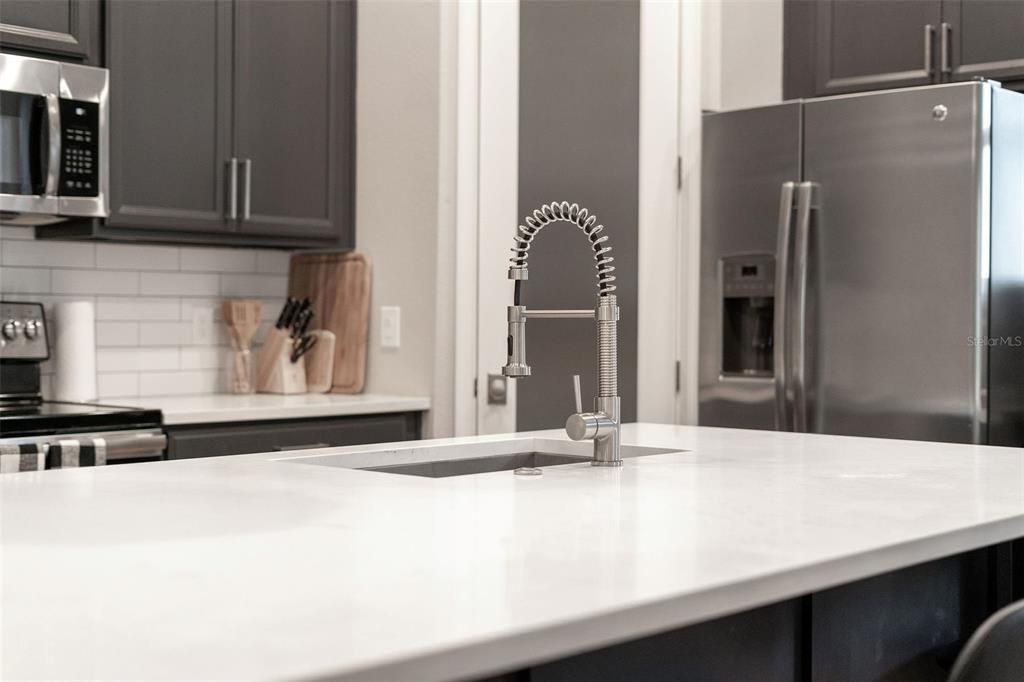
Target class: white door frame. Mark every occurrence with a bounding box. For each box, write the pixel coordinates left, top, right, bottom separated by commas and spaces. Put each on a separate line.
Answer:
452, 0, 520, 436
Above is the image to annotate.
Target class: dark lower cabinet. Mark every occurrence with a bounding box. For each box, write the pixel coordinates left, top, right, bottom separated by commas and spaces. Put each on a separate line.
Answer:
785, 0, 1024, 99
0, 0, 101, 65
165, 412, 421, 460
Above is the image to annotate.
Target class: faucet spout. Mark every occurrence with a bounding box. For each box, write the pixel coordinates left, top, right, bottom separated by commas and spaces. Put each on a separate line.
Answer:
501, 201, 622, 467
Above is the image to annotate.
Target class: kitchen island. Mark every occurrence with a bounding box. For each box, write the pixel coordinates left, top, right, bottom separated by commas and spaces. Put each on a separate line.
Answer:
2, 424, 1022, 681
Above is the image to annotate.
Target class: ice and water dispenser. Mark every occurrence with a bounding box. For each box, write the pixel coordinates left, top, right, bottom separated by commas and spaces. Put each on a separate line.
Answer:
720, 254, 775, 377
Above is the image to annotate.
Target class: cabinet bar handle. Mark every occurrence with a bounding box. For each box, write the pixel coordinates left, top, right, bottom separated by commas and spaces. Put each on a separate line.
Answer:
241, 158, 252, 221
923, 24, 935, 77
227, 158, 238, 220
940, 22, 952, 76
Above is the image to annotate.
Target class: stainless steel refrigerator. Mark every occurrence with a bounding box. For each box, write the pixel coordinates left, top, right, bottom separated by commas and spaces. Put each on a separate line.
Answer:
699, 81, 1024, 446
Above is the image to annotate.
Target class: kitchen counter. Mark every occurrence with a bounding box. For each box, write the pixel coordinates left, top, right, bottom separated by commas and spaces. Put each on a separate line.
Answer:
134, 392, 431, 425
3, 424, 1024, 681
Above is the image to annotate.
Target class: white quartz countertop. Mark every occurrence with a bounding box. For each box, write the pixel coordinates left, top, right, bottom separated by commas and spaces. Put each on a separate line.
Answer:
3, 424, 1024, 681
133, 392, 430, 425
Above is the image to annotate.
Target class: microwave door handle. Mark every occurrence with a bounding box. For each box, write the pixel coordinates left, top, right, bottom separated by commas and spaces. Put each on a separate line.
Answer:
43, 94, 60, 196
774, 181, 796, 431
792, 181, 815, 433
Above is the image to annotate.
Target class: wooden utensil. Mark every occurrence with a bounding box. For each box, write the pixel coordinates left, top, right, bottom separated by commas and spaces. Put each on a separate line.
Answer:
221, 299, 263, 393
288, 251, 370, 393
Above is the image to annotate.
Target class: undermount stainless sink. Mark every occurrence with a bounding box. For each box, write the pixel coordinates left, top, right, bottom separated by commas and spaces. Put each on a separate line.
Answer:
364, 452, 589, 478
277, 438, 680, 479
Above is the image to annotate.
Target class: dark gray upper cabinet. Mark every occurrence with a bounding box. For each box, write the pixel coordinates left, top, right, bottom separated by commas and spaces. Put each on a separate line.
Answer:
106, 0, 234, 234
941, 0, 1024, 84
233, 0, 354, 243
814, 0, 942, 95
96, 0, 354, 247
784, 0, 1024, 99
0, 0, 101, 65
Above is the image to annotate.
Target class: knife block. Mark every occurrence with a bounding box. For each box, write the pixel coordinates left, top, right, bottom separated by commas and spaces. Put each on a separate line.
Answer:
256, 328, 307, 394
303, 330, 336, 393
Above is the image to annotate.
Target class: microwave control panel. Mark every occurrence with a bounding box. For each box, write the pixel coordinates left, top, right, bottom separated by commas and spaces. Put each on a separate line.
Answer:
58, 99, 100, 197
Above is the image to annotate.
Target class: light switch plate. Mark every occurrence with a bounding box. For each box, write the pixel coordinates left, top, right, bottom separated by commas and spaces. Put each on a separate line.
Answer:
380, 306, 401, 348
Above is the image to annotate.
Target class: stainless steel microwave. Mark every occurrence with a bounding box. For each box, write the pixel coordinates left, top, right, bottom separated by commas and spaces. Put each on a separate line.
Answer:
0, 53, 108, 225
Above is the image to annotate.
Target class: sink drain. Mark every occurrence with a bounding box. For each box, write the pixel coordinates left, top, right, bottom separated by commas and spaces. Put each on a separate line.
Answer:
513, 467, 543, 477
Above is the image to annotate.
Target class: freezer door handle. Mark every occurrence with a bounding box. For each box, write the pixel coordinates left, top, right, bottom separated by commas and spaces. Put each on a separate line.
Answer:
792, 181, 816, 433
923, 24, 935, 77
774, 181, 796, 431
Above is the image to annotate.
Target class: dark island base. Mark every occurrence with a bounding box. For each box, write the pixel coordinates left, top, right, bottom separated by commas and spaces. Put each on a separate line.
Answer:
481, 539, 1024, 682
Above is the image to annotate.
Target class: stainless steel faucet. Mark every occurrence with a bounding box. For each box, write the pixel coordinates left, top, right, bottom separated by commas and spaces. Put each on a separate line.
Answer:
501, 201, 621, 466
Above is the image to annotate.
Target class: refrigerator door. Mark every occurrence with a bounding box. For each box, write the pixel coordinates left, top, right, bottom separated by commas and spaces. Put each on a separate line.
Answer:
699, 102, 801, 430
802, 82, 988, 443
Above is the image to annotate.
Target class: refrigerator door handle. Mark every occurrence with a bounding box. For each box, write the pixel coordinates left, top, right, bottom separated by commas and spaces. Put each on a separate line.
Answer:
923, 24, 935, 78
774, 181, 796, 431
792, 181, 816, 433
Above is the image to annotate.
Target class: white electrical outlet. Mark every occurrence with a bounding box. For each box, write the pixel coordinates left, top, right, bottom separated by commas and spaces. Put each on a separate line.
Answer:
192, 306, 216, 345
380, 306, 401, 348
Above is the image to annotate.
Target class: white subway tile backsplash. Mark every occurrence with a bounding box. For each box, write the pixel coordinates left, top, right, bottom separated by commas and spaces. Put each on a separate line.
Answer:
97, 347, 179, 373
2, 239, 95, 268
180, 298, 222, 321
0, 226, 35, 240
140, 370, 221, 396
53, 269, 139, 295
181, 247, 256, 273
98, 373, 139, 399
138, 321, 192, 346
181, 347, 224, 370
141, 271, 219, 297
2, 232, 290, 398
97, 297, 181, 321
1, 266, 50, 294
97, 244, 179, 271
96, 321, 139, 347
257, 250, 291, 274
221, 274, 288, 298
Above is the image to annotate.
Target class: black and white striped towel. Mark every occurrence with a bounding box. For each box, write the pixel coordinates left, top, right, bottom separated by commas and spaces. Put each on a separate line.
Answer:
47, 438, 107, 469
0, 443, 46, 474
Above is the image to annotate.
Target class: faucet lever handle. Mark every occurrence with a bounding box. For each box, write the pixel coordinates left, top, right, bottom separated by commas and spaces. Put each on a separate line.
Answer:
572, 374, 583, 414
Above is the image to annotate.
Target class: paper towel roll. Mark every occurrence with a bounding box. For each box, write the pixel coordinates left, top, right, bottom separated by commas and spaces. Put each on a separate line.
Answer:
54, 301, 97, 402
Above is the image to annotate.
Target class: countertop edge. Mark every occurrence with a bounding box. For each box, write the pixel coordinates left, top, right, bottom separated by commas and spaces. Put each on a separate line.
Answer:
327, 515, 1024, 682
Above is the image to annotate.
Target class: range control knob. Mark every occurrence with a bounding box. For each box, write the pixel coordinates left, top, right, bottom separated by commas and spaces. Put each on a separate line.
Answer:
2, 319, 20, 340
23, 319, 41, 340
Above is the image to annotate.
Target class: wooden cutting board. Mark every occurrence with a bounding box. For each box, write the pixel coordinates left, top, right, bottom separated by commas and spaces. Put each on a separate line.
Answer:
288, 251, 370, 394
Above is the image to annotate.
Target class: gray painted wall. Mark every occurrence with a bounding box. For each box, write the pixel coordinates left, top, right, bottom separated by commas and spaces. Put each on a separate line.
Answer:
517, 0, 640, 430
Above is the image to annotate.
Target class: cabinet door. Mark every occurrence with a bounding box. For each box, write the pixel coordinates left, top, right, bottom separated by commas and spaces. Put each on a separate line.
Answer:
232, 0, 354, 245
815, 0, 942, 95
941, 0, 1024, 84
105, 0, 234, 233
165, 413, 420, 460
0, 0, 100, 64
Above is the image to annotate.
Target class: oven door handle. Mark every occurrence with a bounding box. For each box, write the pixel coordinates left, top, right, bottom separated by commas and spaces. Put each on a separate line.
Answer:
46, 431, 167, 461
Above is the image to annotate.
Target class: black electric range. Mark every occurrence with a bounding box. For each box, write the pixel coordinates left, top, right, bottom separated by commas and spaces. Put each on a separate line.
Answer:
0, 399, 163, 438
0, 301, 165, 460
